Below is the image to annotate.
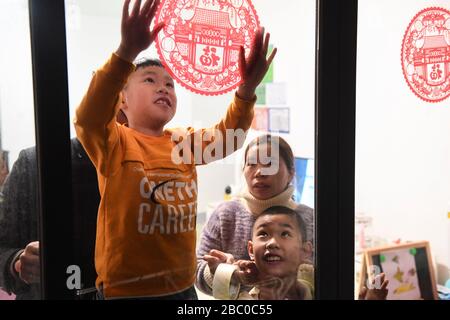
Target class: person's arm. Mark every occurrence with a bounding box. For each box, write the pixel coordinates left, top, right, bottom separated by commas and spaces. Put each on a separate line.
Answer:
184, 28, 277, 165
236, 27, 277, 101
183, 94, 255, 166
0, 150, 37, 295
74, 53, 134, 177
74, 0, 163, 176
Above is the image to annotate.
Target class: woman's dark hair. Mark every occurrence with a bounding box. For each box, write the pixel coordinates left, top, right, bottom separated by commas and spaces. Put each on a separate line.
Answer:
243, 134, 295, 174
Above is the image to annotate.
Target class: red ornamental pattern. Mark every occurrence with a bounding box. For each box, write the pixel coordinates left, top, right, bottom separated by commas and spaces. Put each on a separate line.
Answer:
401, 7, 450, 103
155, 0, 260, 95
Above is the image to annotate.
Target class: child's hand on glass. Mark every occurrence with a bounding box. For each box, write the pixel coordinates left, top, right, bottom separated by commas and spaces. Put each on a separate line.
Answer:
237, 27, 277, 101
116, 0, 165, 63
203, 249, 235, 275
359, 273, 389, 300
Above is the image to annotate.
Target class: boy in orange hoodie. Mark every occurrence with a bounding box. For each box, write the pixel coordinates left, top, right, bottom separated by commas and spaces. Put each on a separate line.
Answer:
74, 0, 276, 299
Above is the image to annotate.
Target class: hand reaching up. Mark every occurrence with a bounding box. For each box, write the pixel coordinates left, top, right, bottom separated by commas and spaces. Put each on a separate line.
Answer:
237, 27, 277, 100
116, 0, 165, 63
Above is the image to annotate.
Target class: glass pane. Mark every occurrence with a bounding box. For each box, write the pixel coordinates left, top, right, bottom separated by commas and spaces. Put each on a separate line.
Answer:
0, 0, 41, 300
66, 0, 315, 300
355, 0, 449, 300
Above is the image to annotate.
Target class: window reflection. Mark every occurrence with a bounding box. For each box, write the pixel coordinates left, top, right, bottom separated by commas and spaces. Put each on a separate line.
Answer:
0, 0, 41, 300
65, 0, 316, 300
355, 0, 450, 300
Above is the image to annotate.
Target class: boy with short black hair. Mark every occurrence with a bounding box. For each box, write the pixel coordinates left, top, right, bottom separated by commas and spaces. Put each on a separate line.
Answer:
75, 0, 276, 299
212, 206, 313, 299
212, 206, 388, 300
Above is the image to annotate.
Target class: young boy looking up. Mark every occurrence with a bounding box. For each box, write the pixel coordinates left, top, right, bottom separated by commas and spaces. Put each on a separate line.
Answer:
212, 206, 389, 300
212, 206, 313, 300
74, 0, 276, 299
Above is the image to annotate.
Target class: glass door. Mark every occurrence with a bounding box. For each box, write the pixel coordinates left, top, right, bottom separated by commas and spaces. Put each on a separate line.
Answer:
0, 0, 42, 300
355, 0, 449, 300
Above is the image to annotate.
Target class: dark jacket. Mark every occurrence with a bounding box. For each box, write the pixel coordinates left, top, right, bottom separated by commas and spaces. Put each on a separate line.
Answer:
0, 138, 99, 299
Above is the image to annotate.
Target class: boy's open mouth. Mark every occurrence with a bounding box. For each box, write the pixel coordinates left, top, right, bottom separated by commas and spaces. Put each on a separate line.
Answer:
154, 97, 171, 107
263, 253, 283, 263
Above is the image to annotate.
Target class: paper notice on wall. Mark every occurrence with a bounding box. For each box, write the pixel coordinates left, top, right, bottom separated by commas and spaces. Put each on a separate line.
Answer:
251, 107, 269, 132
266, 82, 287, 105
268, 107, 290, 133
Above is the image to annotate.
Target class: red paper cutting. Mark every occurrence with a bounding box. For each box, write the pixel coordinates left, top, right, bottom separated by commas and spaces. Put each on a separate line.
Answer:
401, 7, 450, 103
154, 0, 260, 96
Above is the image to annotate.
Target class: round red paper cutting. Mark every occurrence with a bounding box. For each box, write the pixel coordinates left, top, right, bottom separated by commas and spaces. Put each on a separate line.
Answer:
155, 0, 260, 96
401, 7, 450, 103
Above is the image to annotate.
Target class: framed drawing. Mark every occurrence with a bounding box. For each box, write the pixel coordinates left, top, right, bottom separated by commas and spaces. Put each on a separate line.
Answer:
364, 241, 438, 300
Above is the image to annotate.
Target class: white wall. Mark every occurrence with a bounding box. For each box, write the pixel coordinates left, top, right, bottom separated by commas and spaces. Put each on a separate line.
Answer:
255, 0, 316, 159
356, 0, 450, 282
0, 0, 35, 166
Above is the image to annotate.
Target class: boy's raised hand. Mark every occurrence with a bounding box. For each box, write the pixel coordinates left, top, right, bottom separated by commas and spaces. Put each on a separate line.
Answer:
359, 273, 389, 300
116, 0, 165, 63
237, 27, 277, 101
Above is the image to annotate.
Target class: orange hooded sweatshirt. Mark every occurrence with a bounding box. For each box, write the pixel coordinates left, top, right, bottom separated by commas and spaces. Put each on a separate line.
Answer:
74, 53, 254, 298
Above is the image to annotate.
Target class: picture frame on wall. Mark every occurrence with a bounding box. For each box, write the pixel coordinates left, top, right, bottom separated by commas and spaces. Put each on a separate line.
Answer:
363, 241, 438, 300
